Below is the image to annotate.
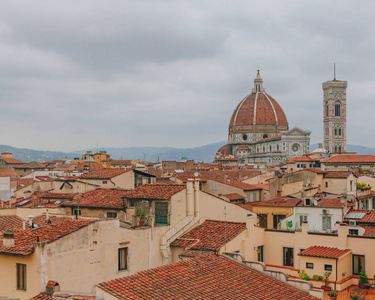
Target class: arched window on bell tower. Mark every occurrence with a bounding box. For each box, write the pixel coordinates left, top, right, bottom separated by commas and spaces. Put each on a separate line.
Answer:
335, 102, 341, 116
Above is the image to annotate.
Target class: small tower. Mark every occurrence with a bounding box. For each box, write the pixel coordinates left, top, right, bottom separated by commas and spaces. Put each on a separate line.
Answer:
322, 75, 348, 153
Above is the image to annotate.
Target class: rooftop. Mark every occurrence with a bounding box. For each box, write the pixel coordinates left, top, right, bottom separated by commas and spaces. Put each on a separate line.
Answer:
223, 193, 245, 201
171, 220, 246, 251
321, 155, 375, 164
298, 246, 350, 259
252, 196, 300, 207
65, 188, 129, 209
0, 217, 95, 256
0, 215, 30, 233
97, 254, 317, 300
79, 168, 129, 179
324, 171, 353, 179
124, 184, 186, 200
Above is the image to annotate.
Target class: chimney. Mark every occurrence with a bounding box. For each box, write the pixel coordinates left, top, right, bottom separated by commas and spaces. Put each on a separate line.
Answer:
22, 220, 26, 230
45, 280, 60, 296
3, 230, 15, 247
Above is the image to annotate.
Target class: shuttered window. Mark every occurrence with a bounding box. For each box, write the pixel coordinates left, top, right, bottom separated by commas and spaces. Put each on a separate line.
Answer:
17, 263, 26, 290
118, 247, 128, 270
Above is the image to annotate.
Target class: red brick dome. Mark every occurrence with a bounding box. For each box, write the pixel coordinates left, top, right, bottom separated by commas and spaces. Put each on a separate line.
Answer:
229, 70, 288, 129
230, 92, 288, 127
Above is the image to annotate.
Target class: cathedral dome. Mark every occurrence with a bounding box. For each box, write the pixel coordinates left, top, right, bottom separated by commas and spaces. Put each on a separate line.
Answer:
229, 70, 288, 130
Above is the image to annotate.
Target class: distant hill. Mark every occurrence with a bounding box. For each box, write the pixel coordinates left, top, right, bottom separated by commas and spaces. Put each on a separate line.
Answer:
1, 142, 375, 163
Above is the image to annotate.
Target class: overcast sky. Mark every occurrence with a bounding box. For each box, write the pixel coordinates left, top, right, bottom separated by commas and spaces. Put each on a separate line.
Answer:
0, 1, 374, 152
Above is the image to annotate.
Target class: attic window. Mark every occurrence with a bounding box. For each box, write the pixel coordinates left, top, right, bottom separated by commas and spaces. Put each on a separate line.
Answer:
102, 181, 108, 184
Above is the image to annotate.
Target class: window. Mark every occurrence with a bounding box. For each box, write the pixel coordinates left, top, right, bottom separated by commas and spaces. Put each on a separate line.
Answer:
326, 105, 329, 117
155, 201, 169, 225
73, 208, 81, 216
300, 215, 308, 226
253, 192, 257, 201
102, 180, 108, 184
353, 254, 365, 275
273, 215, 285, 229
322, 215, 332, 231
257, 245, 264, 262
297, 164, 300, 168
212, 183, 217, 191
283, 247, 294, 267
258, 214, 267, 228
325, 264, 333, 271
106, 212, 117, 218
17, 263, 26, 290
247, 193, 250, 202
349, 229, 359, 235
118, 247, 128, 270
335, 103, 341, 116
306, 262, 314, 269
338, 128, 341, 136
334, 128, 337, 135
325, 182, 328, 188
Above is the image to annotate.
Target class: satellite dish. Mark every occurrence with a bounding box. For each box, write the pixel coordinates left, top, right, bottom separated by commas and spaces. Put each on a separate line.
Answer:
194, 172, 199, 177
313, 200, 318, 206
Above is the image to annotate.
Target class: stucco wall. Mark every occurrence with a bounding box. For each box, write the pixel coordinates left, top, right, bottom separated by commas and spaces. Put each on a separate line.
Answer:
0, 246, 42, 299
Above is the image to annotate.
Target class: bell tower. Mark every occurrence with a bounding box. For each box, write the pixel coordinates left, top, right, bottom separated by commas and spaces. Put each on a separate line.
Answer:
322, 75, 348, 153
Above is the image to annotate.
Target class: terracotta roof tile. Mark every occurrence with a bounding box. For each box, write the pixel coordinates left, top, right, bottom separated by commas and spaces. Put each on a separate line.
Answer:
15, 161, 46, 169
30, 291, 54, 300
177, 170, 261, 182
362, 225, 375, 237
0, 168, 17, 177
298, 246, 350, 259
155, 178, 177, 185
223, 193, 245, 201
252, 196, 300, 207
125, 184, 185, 200
2, 157, 25, 164
324, 171, 353, 178
0, 215, 30, 233
345, 209, 375, 224
296, 198, 344, 208
171, 220, 246, 250
235, 201, 263, 212
0, 217, 95, 256
65, 188, 129, 209
97, 254, 317, 300
79, 168, 129, 179
286, 157, 319, 162
253, 183, 270, 191
321, 155, 375, 164
213, 178, 262, 191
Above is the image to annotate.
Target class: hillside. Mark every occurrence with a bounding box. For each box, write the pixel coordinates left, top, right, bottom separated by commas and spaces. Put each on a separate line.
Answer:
1, 142, 375, 163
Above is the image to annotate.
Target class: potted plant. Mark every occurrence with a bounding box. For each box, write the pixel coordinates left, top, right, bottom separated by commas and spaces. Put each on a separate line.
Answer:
312, 274, 323, 281
321, 271, 332, 291
298, 269, 310, 281
358, 271, 369, 289
350, 294, 360, 300
135, 207, 147, 226
328, 290, 338, 300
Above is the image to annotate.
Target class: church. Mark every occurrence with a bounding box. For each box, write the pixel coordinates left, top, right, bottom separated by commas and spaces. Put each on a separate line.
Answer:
216, 69, 311, 165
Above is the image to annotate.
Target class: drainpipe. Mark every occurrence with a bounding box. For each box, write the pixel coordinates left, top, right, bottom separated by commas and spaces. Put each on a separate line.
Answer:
335, 258, 338, 291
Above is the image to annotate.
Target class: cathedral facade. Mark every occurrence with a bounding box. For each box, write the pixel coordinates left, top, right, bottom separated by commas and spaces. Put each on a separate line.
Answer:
216, 70, 311, 165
